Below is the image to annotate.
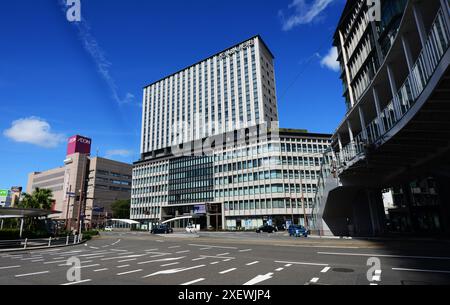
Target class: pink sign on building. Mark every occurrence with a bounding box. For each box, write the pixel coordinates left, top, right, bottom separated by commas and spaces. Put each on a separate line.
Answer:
67, 135, 92, 156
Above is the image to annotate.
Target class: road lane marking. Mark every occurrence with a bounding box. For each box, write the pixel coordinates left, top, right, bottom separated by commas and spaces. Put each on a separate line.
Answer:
321, 267, 331, 273
392, 267, 450, 274
161, 262, 180, 267
239, 249, 252, 252
275, 261, 329, 266
275, 268, 284, 272
210, 262, 219, 265
145, 249, 159, 252
285, 264, 292, 267
15, 271, 49, 277
118, 258, 137, 263
243, 273, 274, 285
138, 257, 186, 265
0, 265, 20, 270
310, 278, 319, 283
200, 248, 211, 250
101, 254, 147, 261
217, 253, 230, 256
117, 265, 130, 268
94, 268, 108, 272
200, 255, 235, 260
318, 252, 450, 260
168, 246, 181, 249
143, 264, 206, 278
189, 244, 238, 250
181, 278, 205, 286
192, 257, 206, 261
176, 250, 190, 254
61, 279, 92, 285
44, 260, 67, 265
219, 268, 236, 274
31, 259, 44, 263
246, 261, 259, 266
117, 269, 143, 276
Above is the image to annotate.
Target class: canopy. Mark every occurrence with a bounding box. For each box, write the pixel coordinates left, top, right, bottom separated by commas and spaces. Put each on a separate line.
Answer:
0, 207, 60, 219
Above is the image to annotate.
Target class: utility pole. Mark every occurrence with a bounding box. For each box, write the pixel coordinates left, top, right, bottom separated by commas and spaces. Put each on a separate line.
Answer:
76, 156, 88, 234
65, 185, 72, 231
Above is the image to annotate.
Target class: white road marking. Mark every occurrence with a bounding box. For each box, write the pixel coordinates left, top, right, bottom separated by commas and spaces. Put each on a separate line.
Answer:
61, 279, 92, 286
111, 239, 121, 246
117, 269, 143, 276
239, 249, 252, 252
246, 261, 260, 266
161, 262, 180, 267
222, 259, 232, 262
181, 278, 205, 286
318, 252, 450, 260
145, 249, 159, 252
321, 267, 331, 273
138, 257, 186, 265
118, 258, 137, 263
168, 246, 181, 249
176, 250, 190, 254
219, 268, 237, 274
210, 262, 219, 265
21, 257, 43, 261
143, 264, 206, 278
243, 273, 274, 286
31, 259, 44, 263
189, 244, 237, 250
285, 264, 293, 267
101, 254, 147, 261
117, 265, 130, 268
200, 255, 235, 260
370, 283, 379, 286
94, 268, 108, 272
44, 260, 67, 265
275, 260, 329, 266
392, 267, 450, 274
15, 271, 49, 277
310, 278, 319, 283
82, 255, 105, 260
275, 268, 284, 272
217, 253, 230, 256
200, 248, 211, 250
192, 257, 206, 261
0, 265, 20, 270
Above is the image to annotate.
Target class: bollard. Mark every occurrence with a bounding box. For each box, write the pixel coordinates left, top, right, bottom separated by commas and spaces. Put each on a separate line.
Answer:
79, 233, 83, 242
66, 235, 69, 245
48, 237, 52, 247
24, 238, 28, 249
73, 235, 77, 245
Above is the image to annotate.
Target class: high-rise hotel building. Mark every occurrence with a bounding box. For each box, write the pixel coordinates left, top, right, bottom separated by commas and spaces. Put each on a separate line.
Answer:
140, 36, 278, 156
132, 36, 331, 230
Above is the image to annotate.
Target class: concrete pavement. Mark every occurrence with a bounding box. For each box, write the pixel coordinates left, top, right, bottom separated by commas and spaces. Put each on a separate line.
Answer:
1, 231, 450, 285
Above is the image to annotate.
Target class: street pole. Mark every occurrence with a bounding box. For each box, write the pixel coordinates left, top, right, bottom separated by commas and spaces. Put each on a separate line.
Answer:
76, 156, 88, 234
65, 185, 72, 231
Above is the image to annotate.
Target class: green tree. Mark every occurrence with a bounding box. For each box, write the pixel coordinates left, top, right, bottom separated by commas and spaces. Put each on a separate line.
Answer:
19, 188, 54, 210
111, 199, 131, 219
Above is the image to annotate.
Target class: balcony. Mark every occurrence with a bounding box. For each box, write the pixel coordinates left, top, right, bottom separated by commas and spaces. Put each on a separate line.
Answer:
338, 5, 450, 171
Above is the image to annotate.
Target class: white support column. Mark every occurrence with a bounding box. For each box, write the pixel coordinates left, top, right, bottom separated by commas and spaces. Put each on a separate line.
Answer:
372, 87, 385, 135
401, 35, 414, 72
0, 219, 3, 230
413, 4, 432, 75
358, 106, 369, 142
347, 120, 354, 143
386, 65, 402, 120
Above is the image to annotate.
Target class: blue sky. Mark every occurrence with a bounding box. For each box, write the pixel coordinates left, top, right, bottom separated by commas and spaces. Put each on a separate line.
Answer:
0, 0, 346, 189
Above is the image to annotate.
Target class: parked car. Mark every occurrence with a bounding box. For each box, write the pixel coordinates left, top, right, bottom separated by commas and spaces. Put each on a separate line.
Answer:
288, 225, 309, 237
151, 224, 173, 234
104, 226, 113, 232
256, 225, 276, 233
186, 224, 198, 233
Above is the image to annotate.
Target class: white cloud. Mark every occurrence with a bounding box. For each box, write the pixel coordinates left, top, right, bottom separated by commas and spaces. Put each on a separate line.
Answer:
320, 47, 340, 72
105, 149, 133, 159
280, 0, 335, 31
3, 117, 65, 148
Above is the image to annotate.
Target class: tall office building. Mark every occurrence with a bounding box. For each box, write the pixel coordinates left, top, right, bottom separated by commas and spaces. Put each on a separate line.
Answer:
132, 36, 332, 230
140, 36, 278, 156
312, 0, 450, 236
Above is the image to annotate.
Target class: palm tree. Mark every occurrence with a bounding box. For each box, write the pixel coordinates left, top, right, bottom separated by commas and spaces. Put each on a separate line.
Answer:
19, 188, 54, 210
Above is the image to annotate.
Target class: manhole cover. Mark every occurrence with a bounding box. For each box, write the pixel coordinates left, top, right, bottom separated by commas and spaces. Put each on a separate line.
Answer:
332, 268, 354, 273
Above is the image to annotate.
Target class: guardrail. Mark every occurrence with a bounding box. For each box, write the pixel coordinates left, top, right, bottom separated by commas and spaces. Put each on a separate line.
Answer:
0, 234, 84, 251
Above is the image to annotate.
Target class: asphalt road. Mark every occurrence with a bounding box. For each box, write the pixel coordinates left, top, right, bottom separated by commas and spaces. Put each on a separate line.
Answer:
1, 231, 450, 285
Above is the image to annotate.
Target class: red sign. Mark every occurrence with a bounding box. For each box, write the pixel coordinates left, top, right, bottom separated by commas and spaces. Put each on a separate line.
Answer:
67, 135, 92, 156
